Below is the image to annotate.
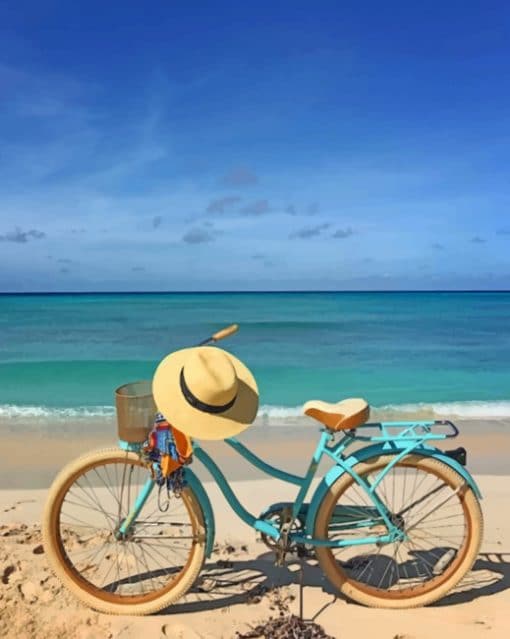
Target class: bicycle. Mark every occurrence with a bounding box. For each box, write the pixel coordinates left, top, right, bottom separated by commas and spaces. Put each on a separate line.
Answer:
42, 324, 483, 614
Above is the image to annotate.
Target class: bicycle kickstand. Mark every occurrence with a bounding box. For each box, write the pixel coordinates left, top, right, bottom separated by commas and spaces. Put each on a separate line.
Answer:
297, 546, 306, 621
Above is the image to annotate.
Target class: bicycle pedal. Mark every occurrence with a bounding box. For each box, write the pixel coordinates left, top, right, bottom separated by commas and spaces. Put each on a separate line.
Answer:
295, 546, 314, 559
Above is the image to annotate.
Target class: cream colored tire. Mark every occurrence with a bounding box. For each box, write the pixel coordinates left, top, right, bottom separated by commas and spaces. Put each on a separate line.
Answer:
314, 454, 483, 608
42, 448, 206, 615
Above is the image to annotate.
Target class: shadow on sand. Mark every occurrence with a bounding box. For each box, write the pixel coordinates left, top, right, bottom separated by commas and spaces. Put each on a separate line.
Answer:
163, 550, 510, 616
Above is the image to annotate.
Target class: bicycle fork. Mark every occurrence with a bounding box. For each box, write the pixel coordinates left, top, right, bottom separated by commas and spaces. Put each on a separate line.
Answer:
115, 477, 155, 539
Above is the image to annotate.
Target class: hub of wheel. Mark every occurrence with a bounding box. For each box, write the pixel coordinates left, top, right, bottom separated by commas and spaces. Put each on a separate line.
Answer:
390, 513, 405, 531
114, 522, 135, 542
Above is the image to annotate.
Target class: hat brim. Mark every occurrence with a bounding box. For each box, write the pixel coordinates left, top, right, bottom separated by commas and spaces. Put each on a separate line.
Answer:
152, 347, 259, 440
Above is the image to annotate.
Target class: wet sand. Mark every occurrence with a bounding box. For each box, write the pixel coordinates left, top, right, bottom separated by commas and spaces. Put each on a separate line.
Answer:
0, 417, 509, 489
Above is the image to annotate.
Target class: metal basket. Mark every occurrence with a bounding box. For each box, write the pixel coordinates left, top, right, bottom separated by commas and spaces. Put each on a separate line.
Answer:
115, 380, 157, 443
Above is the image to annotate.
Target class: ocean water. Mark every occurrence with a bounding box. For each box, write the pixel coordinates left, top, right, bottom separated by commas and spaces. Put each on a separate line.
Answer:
0, 292, 509, 424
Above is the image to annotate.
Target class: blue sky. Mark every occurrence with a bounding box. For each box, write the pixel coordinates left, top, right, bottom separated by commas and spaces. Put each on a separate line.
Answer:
0, 1, 509, 291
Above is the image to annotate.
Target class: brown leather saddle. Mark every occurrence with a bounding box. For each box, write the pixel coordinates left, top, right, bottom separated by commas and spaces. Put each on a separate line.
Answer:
303, 398, 369, 431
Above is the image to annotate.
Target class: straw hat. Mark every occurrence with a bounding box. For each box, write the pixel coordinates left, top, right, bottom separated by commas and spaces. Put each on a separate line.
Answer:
152, 346, 259, 440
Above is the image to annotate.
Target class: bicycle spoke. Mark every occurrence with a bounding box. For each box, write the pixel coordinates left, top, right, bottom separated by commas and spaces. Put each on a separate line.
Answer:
323, 459, 471, 597
69, 483, 116, 528
63, 497, 117, 520
60, 511, 108, 530
56, 458, 197, 600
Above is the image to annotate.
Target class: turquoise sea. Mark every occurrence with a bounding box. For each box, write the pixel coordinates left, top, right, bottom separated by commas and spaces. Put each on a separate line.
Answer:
0, 292, 509, 424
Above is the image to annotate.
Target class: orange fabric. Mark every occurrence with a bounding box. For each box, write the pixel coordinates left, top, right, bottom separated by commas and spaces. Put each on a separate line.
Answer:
171, 426, 193, 463
160, 454, 181, 477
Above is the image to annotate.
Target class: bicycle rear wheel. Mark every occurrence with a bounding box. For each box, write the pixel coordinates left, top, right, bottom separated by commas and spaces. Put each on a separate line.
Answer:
42, 448, 206, 615
314, 454, 482, 608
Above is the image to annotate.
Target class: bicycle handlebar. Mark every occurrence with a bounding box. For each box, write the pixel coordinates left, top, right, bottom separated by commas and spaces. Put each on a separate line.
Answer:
197, 323, 239, 346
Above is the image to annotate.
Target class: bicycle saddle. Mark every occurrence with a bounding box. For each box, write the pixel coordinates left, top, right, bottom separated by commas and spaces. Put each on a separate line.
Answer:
303, 398, 370, 431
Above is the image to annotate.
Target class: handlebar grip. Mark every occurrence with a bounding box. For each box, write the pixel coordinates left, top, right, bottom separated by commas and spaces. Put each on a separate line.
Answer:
211, 324, 239, 342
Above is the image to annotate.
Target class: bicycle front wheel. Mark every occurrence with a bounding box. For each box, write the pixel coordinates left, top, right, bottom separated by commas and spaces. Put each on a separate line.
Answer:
42, 448, 206, 615
314, 454, 483, 608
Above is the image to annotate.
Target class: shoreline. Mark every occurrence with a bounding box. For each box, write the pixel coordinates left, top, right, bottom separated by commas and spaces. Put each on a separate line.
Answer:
1, 417, 509, 489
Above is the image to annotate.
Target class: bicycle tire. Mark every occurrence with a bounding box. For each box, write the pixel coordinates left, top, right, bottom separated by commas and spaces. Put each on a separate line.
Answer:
314, 454, 483, 608
42, 448, 206, 615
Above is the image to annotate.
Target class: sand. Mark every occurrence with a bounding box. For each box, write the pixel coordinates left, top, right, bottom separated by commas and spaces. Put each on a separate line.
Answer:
1, 417, 510, 489
0, 471, 509, 639
0, 417, 509, 637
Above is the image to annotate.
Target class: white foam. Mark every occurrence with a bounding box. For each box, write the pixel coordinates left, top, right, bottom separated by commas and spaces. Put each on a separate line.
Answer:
0, 399, 509, 422
0, 404, 116, 419
375, 401, 510, 418
257, 404, 303, 418
258, 400, 510, 420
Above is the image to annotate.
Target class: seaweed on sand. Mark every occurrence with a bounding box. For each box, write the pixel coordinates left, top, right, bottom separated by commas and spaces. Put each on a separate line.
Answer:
235, 614, 336, 639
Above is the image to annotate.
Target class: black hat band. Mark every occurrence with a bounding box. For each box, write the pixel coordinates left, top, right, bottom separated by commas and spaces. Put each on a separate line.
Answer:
179, 367, 237, 415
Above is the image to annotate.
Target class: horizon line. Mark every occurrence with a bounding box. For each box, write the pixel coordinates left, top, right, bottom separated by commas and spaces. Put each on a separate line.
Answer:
1, 289, 510, 295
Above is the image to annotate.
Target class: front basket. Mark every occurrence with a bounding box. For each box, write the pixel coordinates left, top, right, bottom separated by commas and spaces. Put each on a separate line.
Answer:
115, 380, 157, 443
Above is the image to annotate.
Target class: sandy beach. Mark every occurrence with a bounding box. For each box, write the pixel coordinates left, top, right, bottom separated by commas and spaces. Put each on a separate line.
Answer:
1, 419, 509, 639
1, 417, 510, 488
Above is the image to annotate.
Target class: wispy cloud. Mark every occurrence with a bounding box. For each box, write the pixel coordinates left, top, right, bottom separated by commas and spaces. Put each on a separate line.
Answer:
240, 199, 270, 216
221, 166, 258, 187
1, 61, 508, 291
182, 227, 215, 244
471, 236, 486, 244
289, 223, 331, 239
332, 227, 354, 239
0, 64, 101, 186
285, 203, 320, 216
206, 196, 241, 214
0, 227, 46, 243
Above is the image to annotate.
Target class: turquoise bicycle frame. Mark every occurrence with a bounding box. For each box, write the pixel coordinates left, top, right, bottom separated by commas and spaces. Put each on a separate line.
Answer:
119, 420, 481, 557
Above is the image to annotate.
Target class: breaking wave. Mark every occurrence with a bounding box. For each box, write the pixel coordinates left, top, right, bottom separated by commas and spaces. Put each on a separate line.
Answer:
1, 400, 509, 423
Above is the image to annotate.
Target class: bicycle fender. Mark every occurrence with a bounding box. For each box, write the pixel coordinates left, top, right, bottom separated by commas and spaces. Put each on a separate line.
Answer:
305, 442, 482, 536
184, 468, 215, 557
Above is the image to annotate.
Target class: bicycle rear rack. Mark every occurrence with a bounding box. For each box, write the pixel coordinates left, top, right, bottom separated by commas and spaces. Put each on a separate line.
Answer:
346, 419, 459, 443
